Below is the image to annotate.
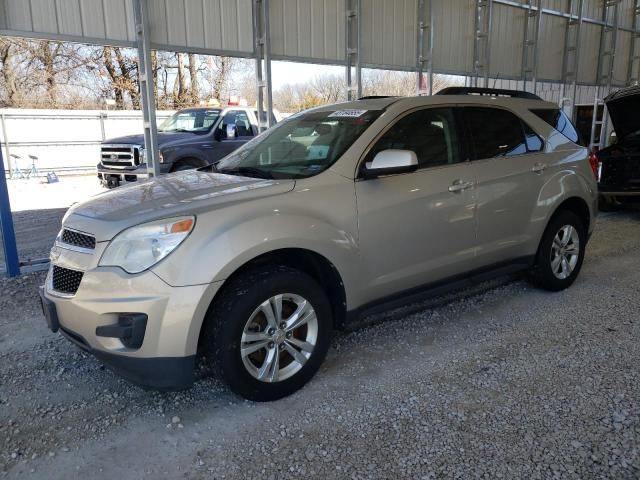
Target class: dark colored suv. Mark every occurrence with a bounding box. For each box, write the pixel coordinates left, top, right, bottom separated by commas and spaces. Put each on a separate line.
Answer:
595, 85, 640, 209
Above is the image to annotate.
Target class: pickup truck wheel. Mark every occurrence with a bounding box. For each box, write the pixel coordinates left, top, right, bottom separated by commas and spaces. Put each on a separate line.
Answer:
528, 210, 586, 291
172, 158, 201, 172
204, 266, 332, 401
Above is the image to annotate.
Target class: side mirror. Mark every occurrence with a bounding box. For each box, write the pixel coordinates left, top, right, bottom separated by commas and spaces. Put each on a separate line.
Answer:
363, 149, 418, 178
226, 123, 237, 139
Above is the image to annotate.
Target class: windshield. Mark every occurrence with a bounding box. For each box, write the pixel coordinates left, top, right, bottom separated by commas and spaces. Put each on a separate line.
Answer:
159, 109, 222, 133
216, 108, 383, 179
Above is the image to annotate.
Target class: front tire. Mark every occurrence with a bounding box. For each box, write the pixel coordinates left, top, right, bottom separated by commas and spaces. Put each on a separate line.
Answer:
172, 158, 202, 172
203, 266, 332, 401
528, 210, 586, 291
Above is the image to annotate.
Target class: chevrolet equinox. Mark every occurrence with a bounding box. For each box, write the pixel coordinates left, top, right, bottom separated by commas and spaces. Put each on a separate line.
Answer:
40, 88, 598, 401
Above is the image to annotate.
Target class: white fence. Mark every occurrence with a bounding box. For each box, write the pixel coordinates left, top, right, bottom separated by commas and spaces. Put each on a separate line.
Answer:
0, 109, 175, 175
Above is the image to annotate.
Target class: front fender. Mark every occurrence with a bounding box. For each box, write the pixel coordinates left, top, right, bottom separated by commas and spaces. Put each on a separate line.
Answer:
155, 213, 358, 289
164, 147, 208, 166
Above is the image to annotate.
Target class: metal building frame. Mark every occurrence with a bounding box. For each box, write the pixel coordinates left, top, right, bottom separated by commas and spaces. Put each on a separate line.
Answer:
416, 0, 434, 95
0, 146, 19, 277
590, 0, 621, 149
521, 0, 542, 94
253, 0, 273, 132
133, 0, 160, 177
560, 0, 584, 117
473, 0, 493, 87
627, 0, 640, 85
345, 0, 362, 100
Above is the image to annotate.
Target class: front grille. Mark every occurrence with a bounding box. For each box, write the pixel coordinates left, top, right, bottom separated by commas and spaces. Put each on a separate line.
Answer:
61, 229, 95, 250
52, 266, 84, 295
100, 144, 140, 168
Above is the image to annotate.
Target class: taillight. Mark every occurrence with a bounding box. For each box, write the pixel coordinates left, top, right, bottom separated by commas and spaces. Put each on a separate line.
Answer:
588, 148, 600, 180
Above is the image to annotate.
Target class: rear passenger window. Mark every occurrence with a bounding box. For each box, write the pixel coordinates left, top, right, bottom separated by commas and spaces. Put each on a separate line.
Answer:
369, 108, 463, 169
464, 107, 539, 159
531, 109, 583, 145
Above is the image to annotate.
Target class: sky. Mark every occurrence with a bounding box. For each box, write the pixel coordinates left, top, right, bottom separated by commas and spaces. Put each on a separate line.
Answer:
270, 61, 344, 87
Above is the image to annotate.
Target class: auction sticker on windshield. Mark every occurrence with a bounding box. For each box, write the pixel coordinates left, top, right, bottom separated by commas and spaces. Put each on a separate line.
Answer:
328, 110, 368, 118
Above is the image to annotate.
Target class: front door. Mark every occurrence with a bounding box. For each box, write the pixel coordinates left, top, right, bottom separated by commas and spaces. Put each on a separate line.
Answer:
211, 110, 256, 163
355, 107, 478, 303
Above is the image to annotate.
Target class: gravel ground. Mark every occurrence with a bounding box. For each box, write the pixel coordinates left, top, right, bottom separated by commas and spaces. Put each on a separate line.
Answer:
1, 211, 639, 479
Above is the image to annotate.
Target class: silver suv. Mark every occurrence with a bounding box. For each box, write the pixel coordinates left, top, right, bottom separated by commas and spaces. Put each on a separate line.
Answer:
40, 88, 597, 401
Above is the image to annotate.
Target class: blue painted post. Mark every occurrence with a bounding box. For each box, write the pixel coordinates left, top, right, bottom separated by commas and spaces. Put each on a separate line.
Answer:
0, 145, 20, 277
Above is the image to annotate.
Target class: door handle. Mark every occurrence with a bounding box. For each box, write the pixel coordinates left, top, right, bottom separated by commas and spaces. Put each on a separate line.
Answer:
448, 180, 474, 193
531, 162, 547, 173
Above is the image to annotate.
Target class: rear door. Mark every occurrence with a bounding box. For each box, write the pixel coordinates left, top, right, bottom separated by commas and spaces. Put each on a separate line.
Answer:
463, 106, 546, 266
355, 107, 478, 302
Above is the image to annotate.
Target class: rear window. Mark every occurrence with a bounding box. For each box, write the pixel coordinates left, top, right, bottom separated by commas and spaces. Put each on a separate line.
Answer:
531, 109, 584, 145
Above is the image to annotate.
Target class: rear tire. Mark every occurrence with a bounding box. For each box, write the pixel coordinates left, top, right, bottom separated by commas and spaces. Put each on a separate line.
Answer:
203, 266, 332, 401
528, 210, 586, 291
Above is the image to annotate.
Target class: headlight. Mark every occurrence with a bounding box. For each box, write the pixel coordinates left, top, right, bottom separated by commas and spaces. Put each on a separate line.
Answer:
159, 150, 164, 163
139, 146, 145, 163
99, 216, 195, 274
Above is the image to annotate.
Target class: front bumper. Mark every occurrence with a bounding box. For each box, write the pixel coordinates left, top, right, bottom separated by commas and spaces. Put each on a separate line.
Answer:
97, 164, 149, 187
96, 163, 171, 187
40, 263, 220, 390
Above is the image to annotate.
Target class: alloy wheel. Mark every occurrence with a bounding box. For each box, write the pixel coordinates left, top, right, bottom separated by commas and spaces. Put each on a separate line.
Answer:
240, 293, 318, 383
550, 224, 580, 280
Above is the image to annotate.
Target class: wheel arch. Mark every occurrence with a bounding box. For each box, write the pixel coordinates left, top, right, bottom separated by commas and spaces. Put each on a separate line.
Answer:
196, 247, 348, 353
170, 155, 208, 172
549, 196, 591, 233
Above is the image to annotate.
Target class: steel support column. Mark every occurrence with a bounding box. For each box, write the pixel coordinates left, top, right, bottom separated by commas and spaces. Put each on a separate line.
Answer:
0, 147, 20, 277
133, 0, 160, 177
345, 0, 362, 100
473, 0, 493, 88
595, 0, 620, 148
521, 0, 542, 93
627, 0, 640, 85
416, 0, 434, 95
560, 0, 584, 119
253, 0, 273, 132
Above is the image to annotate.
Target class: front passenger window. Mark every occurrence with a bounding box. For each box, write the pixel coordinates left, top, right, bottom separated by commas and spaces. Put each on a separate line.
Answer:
368, 108, 462, 169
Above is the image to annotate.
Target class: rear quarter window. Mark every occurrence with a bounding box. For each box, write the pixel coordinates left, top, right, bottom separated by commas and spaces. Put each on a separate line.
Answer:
463, 107, 543, 159
531, 109, 584, 146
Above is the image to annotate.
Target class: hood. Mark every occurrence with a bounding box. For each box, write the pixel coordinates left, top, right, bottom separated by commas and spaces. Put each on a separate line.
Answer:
103, 131, 208, 149
604, 85, 640, 141
64, 170, 295, 241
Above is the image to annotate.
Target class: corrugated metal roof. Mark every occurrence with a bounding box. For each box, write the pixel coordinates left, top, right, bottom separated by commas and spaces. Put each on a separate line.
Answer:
0, 0, 637, 85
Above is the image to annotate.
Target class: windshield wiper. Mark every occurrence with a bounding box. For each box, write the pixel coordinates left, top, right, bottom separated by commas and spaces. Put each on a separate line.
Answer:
218, 166, 273, 179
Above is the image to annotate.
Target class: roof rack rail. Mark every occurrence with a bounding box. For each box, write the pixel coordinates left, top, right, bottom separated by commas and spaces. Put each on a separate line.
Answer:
436, 87, 542, 100
357, 95, 396, 100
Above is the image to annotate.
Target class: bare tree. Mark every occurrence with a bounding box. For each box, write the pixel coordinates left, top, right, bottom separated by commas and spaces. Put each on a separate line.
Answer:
99, 46, 140, 108
362, 70, 458, 96
187, 53, 200, 105
0, 38, 20, 107
273, 74, 344, 112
